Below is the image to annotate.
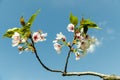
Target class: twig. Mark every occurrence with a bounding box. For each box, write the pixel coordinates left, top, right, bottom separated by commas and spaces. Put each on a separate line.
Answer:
64, 43, 74, 73
63, 49, 71, 73
30, 34, 63, 73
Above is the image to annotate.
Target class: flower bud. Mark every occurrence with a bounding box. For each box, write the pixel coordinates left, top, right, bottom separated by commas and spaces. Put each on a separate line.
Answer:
20, 16, 26, 26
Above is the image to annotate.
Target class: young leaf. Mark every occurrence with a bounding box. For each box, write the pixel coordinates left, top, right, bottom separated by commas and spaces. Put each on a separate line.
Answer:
80, 18, 101, 29
70, 13, 78, 26
88, 23, 102, 29
26, 10, 40, 28
3, 28, 20, 38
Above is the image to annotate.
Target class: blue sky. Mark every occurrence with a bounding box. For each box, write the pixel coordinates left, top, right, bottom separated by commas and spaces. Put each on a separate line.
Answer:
0, 0, 120, 80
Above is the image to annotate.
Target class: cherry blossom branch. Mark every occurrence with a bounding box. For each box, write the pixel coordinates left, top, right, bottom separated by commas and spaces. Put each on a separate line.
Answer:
5, 11, 120, 80
30, 34, 63, 73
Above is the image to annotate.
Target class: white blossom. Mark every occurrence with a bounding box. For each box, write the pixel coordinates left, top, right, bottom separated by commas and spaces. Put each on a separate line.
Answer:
53, 43, 62, 53
67, 23, 74, 32
87, 44, 95, 53
75, 32, 84, 40
12, 32, 21, 47
87, 37, 100, 53
32, 32, 41, 42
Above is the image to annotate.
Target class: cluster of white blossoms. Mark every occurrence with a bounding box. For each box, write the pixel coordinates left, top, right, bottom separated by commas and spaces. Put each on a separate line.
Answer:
53, 23, 100, 60
12, 31, 47, 54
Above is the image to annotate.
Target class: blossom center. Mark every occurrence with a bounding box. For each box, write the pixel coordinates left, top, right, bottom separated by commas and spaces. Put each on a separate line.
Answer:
34, 35, 38, 41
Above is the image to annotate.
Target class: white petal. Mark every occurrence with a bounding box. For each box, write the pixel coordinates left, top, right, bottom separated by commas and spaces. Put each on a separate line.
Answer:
12, 39, 20, 47
95, 38, 100, 46
76, 32, 81, 36
53, 43, 62, 54
56, 32, 66, 40
76, 42, 81, 48
53, 40, 58, 43
12, 32, 20, 39
87, 44, 95, 53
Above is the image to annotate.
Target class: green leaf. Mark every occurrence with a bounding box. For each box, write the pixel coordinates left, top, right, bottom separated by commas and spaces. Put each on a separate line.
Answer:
3, 28, 20, 38
70, 13, 78, 26
19, 27, 30, 35
26, 10, 40, 28
88, 24, 102, 29
80, 18, 102, 29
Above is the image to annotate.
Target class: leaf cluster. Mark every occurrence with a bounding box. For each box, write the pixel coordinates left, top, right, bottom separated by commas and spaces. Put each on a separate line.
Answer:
3, 10, 40, 38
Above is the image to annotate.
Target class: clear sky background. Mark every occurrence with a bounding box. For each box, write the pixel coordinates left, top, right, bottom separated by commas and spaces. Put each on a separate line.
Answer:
0, 0, 120, 80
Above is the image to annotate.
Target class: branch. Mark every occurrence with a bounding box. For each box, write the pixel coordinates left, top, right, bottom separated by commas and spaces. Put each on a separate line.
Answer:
63, 48, 71, 73
30, 35, 63, 73
64, 42, 74, 73
30, 35, 120, 80
63, 71, 120, 80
